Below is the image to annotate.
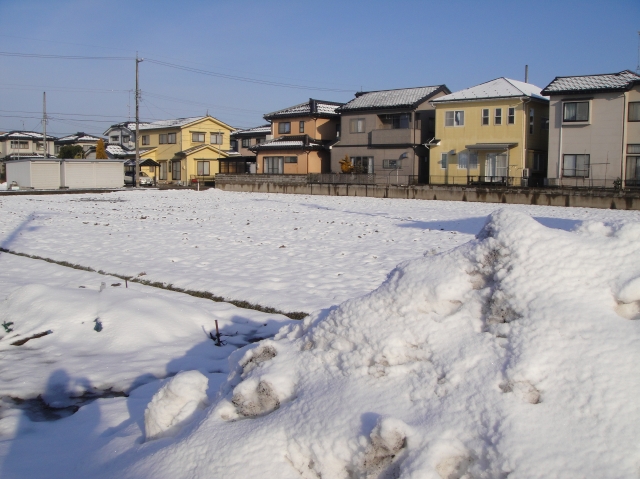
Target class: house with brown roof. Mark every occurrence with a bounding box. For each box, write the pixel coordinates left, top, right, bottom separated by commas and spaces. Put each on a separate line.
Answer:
331, 85, 449, 184
541, 70, 640, 188
251, 99, 343, 175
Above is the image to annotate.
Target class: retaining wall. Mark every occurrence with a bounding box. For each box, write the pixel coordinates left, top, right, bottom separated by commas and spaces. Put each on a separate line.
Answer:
214, 178, 640, 210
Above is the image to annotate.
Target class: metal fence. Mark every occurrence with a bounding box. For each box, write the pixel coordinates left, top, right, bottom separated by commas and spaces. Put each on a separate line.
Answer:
308, 173, 418, 186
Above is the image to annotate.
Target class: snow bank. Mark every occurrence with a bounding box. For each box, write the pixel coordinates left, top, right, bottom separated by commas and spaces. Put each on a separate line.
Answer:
144, 370, 208, 441
125, 209, 640, 479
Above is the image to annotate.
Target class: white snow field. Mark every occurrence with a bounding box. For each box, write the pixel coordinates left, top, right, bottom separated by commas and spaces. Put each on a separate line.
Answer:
0, 191, 639, 478
0, 189, 638, 312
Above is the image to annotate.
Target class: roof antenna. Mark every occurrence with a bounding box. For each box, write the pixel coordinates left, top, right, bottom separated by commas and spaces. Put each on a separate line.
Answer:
206, 109, 209, 117
525, 64, 529, 83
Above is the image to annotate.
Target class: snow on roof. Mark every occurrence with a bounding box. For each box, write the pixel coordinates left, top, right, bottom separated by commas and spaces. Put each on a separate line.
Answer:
139, 117, 204, 130
231, 124, 272, 136
264, 99, 343, 119
433, 78, 548, 103
104, 121, 150, 135
106, 144, 128, 155
339, 85, 447, 111
541, 70, 640, 95
56, 132, 102, 143
0, 131, 55, 140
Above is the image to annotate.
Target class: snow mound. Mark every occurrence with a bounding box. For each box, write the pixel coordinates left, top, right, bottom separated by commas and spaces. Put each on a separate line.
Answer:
112, 210, 640, 478
144, 370, 208, 441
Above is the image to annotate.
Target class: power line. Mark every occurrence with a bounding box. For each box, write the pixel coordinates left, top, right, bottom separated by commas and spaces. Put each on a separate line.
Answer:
144, 58, 354, 92
0, 51, 132, 60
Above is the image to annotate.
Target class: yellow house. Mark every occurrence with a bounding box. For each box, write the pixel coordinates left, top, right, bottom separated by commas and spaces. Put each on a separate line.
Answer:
430, 78, 549, 187
136, 116, 235, 185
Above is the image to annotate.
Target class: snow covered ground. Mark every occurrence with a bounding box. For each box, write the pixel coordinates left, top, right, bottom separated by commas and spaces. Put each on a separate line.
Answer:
1, 190, 639, 478
1, 189, 638, 312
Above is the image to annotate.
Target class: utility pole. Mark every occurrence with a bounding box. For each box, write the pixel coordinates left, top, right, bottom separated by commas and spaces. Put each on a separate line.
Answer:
135, 53, 143, 187
43, 92, 47, 158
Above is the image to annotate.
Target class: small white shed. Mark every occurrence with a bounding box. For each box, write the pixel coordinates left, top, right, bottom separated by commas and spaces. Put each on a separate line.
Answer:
60, 160, 124, 189
6, 158, 61, 190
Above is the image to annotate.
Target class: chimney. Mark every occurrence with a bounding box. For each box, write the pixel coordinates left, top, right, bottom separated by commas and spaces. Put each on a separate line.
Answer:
309, 98, 317, 115
525, 65, 529, 83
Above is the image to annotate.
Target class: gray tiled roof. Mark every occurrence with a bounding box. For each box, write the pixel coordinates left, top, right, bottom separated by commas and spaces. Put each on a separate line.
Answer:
264, 99, 343, 119
541, 70, 640, 95
433, 78, 547, 103
231, 124, 272, 136
338, 85, 448, 111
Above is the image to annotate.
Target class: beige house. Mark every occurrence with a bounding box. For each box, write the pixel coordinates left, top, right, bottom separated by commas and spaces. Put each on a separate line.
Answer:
229, 124, 272, 173
0, 131, 56, 181
332, 85, 449, 184
252, 99, 343, 175
430, 78, 549, 187
136, 116, 234, 185
542, 70, 640, 188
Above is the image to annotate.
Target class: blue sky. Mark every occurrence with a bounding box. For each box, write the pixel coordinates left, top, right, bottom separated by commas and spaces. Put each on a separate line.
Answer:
0, 0, 638, 136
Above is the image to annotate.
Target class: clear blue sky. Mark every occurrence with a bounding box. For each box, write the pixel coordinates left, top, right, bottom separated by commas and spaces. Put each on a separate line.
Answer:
0, 0, 638, 137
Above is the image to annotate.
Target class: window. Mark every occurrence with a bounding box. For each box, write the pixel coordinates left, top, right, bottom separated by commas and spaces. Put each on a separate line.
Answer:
110, 136, 119, 142
482, 109, 489, 125
563, 101, 589, 122
533, 152, 543, 171
256, 137, 265, 144
35, 142, 44, 151
168, 133, 176, 144
383, 159, 401, 169
469, 152, 478, 169
445, 111, 464, 127
230, 140, 238, 151
457, 152, 468, 169
284, 156, 297, 163
210, 133, 223, 145
123, 135, 130, 143
349, 118, 366, 133
159, 161, 167, 180
54, 145, 61, 154
241, 138, 251, 148
541, 118, 549, 131
220, 160, 246, 174
142, 135, 150, 145
278, 122, 291, 134
508, 107, 515, 125
264, 156, 283, 174
380, 113, 410, 129
171, 160, 181, 180
440, 153, 447, 169
336, 123, 341, 138
196, 161, 210, 176
10, 141, 28, 149
629, 102, 640, 122
494, 108, 502, 125
486, 153, 508, 178
627, 156, 640, 184
299, 121, 305, 133
159, 134, 167, 144
352, 156, 373, 174
562, 154, 590, 177
529, 108, 534, 134
192, 132, 205, 142
628, 144, 640, 154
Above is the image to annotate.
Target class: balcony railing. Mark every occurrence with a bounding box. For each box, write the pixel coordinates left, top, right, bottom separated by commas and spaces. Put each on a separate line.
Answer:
370, 128, 414, 146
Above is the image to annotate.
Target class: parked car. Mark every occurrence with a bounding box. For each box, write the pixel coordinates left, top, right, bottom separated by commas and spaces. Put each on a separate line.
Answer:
124, 171, 153, 186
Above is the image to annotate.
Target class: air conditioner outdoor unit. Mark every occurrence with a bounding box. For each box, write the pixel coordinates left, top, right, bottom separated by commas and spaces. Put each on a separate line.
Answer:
522, 168, 530, 178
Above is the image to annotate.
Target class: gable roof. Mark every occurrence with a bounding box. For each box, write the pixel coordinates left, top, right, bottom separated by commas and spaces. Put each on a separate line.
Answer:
338, 85, 450, 112
433, 78, 548, 103
541, 70, 640, 95
103, 121, 151, 135
138, 115, 233, 131
56, 132, 102, 144
264, 99, 344, 120
231, 124, 272, 137
0, 131, 56, 141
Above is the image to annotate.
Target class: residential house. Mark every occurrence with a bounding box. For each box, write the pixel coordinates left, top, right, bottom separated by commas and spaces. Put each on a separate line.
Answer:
54, 132, 103, 158
541, 70, 640, 188
229, 124, 271, 173
332, 85, 450, 184
430, 78, 549, 186
0, 131, 56, 181
252, 99, 343, 175
135, 116, 234, 184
